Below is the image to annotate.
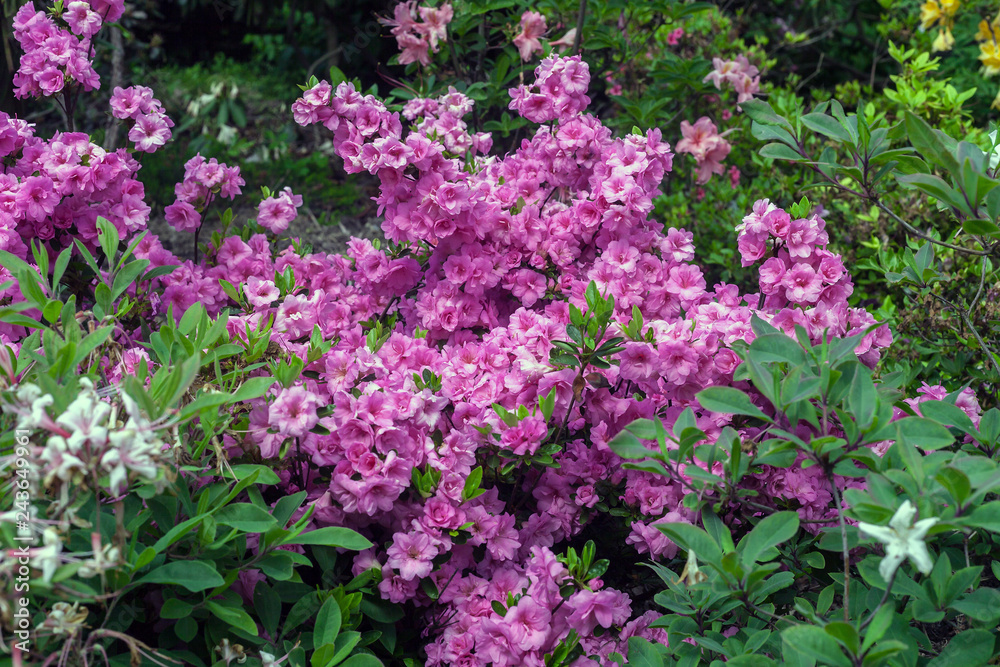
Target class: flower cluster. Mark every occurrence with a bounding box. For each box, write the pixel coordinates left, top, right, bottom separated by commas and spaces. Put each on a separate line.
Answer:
164, 154, 244, 232
3, 22, 905, 662
109, 85, 175, 153
703, 54, 761, 105
162, 54, 897, 665
402, 88, 493, 156
3, 379, 170, 495
675, 116, 731, 184
379, 1, 453, 67
919, 0, 960, 51
0, 107, 150, 298
509, 55, 591, 123
11, 0, 123, 99
976, 14, 1000, 76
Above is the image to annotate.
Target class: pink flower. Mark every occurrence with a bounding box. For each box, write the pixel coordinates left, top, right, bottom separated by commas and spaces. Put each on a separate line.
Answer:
65, 2, 103, 37
243, 276, 279, 309
513, 11, 547, 61
782, 263, 824, 303
504, 596, 551, 651
268, 385, 319, 437
386, 531, 437, 580
110, 86, 154, 119
567, 589, 624, 634
675, 117, 730, 184
128, 113, 172, 153
416, 3, 453, 50
164, 200, 201, 232
257, 187, 302, 234
397, 32, 431, 66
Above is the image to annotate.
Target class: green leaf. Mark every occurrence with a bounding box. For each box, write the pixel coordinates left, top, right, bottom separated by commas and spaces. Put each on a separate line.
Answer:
896, 173, 964, 209
214, 503, 278, 533
847, 364, 876, 430
895, 417, 955, 450
759, 143, 805, 161
739, 512, 800, 566
607, 427, 653, 460
963, 218, 1000, 236
860, 604, 895, 653
781, 625, 852, 667
801, 112, 853, 144
916, 400, 977, 435
283, 592, 323, 638
315, 596, 343, 648
824, 621, 859, 655
926, 629, 994, 667
160, 598, 194, 619
337, 655, 384, 667
462, 466, 483, 501
111, 259, 151, 301
966, 501, 1000, 532
232, 376, 276, 402
227, 464, 281, 486
903, 111, 959, 174
254, 583, 281, 639
96, 216, 120, 266
750, 333, 808, 366
655, 522, 722, 563
935, 467, 971, 506
134, 560, 224, 592
950, 588, 1000, 624
175, 615, 198, 642
697, 386, 773, 422
282, 526, 373, 550
624, 637, 666, 667
741, 99, 793, 131
205, 600, 258, 636
359, 597, 404, 624
258, 551, 295, 580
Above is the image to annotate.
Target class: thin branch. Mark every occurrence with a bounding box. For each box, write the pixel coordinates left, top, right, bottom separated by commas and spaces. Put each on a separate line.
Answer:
969, 254, 989, 317
859, 569, 897, 630
871, 200, 994, 256
573, 0, 586, 54
830, 478, 851, 623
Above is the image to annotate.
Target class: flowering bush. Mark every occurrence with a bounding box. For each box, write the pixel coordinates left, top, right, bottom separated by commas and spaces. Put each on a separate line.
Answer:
4, 1, 1000, 666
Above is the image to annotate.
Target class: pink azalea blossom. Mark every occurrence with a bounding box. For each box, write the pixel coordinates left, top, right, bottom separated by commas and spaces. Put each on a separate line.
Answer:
513, 11, 547, 61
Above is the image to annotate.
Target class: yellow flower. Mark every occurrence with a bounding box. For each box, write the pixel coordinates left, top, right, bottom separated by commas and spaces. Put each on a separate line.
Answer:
976, 18, 1000, 43
992, 87, 1000, 111
920, 0, 942, 31
982, 39, 1000, 75
940, 0, 960, 16
932, 26, 955, 52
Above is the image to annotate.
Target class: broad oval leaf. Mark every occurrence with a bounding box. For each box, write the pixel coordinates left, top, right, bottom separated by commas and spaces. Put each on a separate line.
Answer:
697, 386, 772, 423
739, 511, 801, 567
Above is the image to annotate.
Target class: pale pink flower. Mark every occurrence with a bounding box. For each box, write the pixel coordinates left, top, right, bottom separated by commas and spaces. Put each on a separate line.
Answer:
513, 11, 547, 61
268, 385, 320, 437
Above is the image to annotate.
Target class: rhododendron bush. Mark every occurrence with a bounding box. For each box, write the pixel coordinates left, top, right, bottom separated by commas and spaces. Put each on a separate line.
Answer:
5, 1, 1000, 667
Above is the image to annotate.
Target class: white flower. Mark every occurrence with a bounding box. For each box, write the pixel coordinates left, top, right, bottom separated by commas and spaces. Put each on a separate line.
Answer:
43, 602, 88, 636
100, 392, 164, 495
56, 379, 111, 450
34, 528, 63, 584
989, 130, 1000, 171
215, 639, 247, 665
14, 383, 53, 430
39, 436, 87, 487
78, 539, 120, 579
858, 500, 938, 581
